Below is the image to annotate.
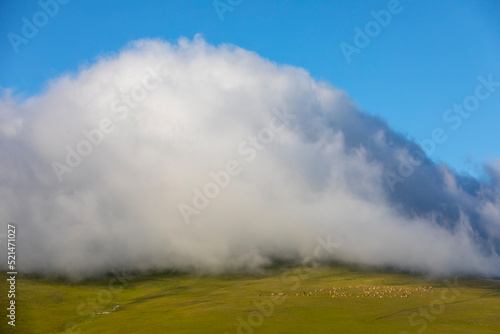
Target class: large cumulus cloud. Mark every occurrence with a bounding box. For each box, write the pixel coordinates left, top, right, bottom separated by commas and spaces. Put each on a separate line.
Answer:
1, 36, 499, 279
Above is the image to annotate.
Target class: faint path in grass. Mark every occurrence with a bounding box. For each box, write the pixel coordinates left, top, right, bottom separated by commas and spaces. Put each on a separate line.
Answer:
373, 292, 500, 320
126, 293, 172, 305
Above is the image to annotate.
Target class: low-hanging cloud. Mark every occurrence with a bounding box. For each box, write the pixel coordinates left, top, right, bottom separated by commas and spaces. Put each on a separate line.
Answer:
1, 36, 499, 279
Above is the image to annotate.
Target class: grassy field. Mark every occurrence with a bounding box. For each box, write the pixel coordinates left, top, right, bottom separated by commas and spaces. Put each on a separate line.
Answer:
1, 265, 499, 333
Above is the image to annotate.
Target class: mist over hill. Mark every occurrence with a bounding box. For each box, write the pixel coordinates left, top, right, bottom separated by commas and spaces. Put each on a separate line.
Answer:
1, 37, 499, 279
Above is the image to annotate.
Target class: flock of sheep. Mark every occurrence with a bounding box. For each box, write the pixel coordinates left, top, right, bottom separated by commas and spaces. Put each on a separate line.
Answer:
261, 285, 434, 299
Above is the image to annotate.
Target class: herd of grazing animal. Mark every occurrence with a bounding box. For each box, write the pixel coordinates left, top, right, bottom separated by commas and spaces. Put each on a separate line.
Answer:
259, 286, 434, 299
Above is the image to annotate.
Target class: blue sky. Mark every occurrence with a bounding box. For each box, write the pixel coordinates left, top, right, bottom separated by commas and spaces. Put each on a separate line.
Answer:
1, 0, 499, 177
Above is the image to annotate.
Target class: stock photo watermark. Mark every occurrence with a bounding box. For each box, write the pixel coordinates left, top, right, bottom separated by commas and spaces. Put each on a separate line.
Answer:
385, 74, 500, 191
213, 0, 244, 21
6, 223, 17, 327
49, 268, 132, 334
7, 0, 71, 54
340, 0, 411, 64
225, 235, 342, 334
178, 106, 295, 224
51, 65, 170, 182
398, 278, 461, 334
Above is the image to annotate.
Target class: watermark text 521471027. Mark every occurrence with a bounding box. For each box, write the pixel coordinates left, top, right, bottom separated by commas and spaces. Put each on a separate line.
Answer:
6, 223, 17, 327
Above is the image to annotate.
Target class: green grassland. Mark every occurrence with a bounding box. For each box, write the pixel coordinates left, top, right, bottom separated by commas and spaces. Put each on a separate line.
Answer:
1, 265, 499, 333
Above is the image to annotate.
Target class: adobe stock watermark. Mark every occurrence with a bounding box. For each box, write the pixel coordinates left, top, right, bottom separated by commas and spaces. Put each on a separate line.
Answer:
6, 223, 17, 327
7, 0, 71, 54
225, 235, 342, 334
213, 0, 244, 21
385, 74, 500, 191
178, 107, 295, 224
340, 0, 411, 64
51, 65, 170, 182
399, 277, 461, 334
49, 269, 132, 334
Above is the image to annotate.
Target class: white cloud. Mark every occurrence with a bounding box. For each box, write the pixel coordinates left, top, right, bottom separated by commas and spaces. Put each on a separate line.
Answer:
1, 37, 499, 279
